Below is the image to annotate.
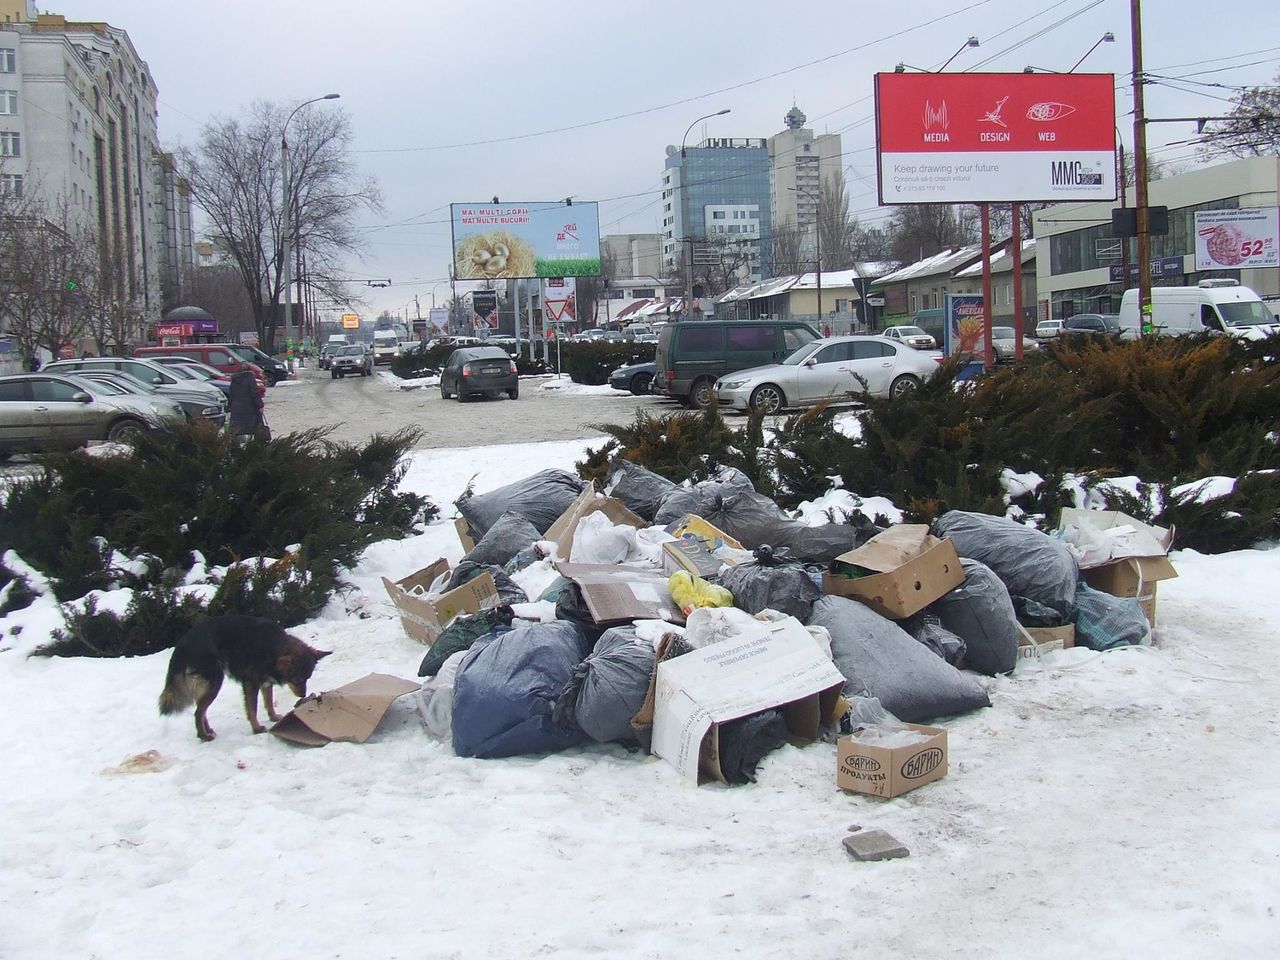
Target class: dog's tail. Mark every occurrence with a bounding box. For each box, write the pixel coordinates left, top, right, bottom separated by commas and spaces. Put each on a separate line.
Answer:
158, 668, 199, 715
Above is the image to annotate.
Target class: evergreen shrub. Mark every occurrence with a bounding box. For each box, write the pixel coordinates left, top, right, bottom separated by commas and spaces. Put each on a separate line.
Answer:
562, 342, 656, 385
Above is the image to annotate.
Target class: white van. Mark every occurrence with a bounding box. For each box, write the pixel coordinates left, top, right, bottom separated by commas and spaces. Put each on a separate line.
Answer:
1118, 281, 1279, 341
371, 329, 400, 364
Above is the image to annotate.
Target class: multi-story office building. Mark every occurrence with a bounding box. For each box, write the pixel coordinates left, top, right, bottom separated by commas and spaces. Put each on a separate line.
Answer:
0, 4, 191, 334
661, 137, 770, 284
768, 105, 842, 262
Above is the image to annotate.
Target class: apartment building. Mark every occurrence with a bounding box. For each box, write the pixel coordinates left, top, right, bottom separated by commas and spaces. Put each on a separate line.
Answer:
768, 105, 842, 262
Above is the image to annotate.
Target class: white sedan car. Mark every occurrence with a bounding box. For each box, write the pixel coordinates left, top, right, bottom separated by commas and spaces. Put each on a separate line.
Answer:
714, 335, 942, 413
882, 324, 938, 350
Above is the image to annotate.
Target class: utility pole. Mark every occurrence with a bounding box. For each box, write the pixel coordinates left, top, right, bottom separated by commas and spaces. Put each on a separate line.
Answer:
1118, 139, 1130, 297
1130, 0, 1152, 330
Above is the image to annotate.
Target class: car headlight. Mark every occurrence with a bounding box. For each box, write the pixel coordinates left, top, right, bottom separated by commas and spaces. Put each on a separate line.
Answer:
202, 406, 219, 416
720, 379, 747, 390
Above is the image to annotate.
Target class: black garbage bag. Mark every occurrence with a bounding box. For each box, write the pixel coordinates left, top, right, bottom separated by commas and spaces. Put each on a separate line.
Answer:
807, 595, 990, 723
718, 545, 823, 621
929, 559, 1020, 676
1073, 584, 1149, 650
933, 510, 1079, 619
452, 620, 596, 759
703, 491, 864, 564
900, 612, 967, 666
604, 460, 678, 522
417, 606, 515, 678
716, 708, 790, 784
503, 544, 543, 574
652, 467, 757, 525
456, 469, 584, 539
463, 511, 542, 568
1013, 596, 1066, 628
554, 626, 656, 745
549, 580, 606, 643
446, 560, 529, 606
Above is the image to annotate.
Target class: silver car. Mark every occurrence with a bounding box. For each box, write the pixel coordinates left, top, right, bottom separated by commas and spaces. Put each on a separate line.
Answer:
991, 326, 1041, 363
882, 325, 938, 350
330, 344, 373, 378
44, 357, 226, 407
0, 373, 185, 458
714, 335, 942, 413
69, 369, 227, 426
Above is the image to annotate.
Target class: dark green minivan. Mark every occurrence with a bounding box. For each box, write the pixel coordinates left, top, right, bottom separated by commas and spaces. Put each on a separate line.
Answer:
654, 319, 821, 407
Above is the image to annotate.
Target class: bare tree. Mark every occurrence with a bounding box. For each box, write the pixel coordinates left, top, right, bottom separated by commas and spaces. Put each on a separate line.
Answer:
816, 171, 855, 272
888, 205, 973, 264
187, 262, 256, 336
1198, 69, 1280, 160
849, 221, 891, 262
769, 219, 804, 277
179, 101, 382, 351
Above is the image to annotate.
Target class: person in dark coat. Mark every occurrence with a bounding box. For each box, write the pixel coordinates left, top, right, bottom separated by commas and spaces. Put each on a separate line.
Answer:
227, 370, 264, 439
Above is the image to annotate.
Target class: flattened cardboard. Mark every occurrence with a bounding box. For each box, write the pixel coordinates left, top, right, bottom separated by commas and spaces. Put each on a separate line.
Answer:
555, 561, 681, 625
382, 558, 499, 645
837, 724, 948, 798
1017, 624, 1075, 659
651, 616, 845, 784
663, 514, 743, 552
270, 673, 420, 746
1058, 507, 1175, 567
543, 481, 647, 560
824, 525, 964, 619
454, 517, 477, 554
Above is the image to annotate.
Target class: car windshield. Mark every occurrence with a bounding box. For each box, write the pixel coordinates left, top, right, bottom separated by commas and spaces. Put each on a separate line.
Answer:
81, 372, 152, 395
1098, 315, 1120, 331
782, 342, 823, 365
68, 374, 121, 396
896, 326, 926, 337
992, 327, 1016, 339
1220, 301, 1274, 327
339, 346, 364, 356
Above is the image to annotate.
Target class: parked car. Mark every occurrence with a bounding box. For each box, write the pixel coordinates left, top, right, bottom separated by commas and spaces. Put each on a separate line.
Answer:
714, 336, 940, 414
319, 342, 344, 370
655, 319, 821, 408
440, 346, 518, 401
132, 344, 269, 390
147, 356, 238, 397
0, 372, 184, 458
225, 343, 289, 384
882, 325, 938, 350
609, 361, 656, 395
1062, 313, 1121, 337
330, 344, 373, 378
67, 369, 228, 426
44, 357, 227, 409
1035, 318, 1064, 339
991, 326, 1040, 363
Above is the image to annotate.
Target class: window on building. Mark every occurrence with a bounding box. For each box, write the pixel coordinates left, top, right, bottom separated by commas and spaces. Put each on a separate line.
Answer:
0, 130, 20, 157
712, 210, 726, 219
729, 225, 741, 234
1, 173, 23, 197
0, 49, 14, 74
0, 89, 17, 115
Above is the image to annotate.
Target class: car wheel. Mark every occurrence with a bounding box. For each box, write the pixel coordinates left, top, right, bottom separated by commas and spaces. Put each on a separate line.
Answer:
107, 418, 146, 442
749, 383, 785, 414
441, 383, 451, 399
508, 386, 519, 400
629, 372, 653, 395
889, 374, 921, 399
689, 377, 716, 409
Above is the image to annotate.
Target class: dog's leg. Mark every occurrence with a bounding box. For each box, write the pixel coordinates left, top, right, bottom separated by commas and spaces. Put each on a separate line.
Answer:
242, 683, 266, 734
194, 675, 222, 742
262, 683, 280, 723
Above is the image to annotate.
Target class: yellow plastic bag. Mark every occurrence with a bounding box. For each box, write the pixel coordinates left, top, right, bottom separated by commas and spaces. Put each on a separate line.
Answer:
669, 571, 734, 617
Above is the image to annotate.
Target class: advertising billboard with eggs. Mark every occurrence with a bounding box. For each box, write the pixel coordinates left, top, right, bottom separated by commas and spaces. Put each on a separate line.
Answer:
875, 73, 1117, 203
451, 202, 601, 280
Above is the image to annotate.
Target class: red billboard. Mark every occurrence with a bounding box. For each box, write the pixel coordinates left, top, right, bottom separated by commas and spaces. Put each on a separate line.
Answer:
875, 72, 1117, 204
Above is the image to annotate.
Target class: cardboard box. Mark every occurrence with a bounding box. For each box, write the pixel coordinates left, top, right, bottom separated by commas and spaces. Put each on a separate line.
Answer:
382, 559, 499, 645
454, 517, 477, 554
1083, 556, 1177, 625
542, 481, 646, 561
1059, 508, 1178, 626
664, 514, 744, 551
823, 525, 964, 619
836, 724, 948, 798
1017, 623, 1075, 659
651, 616, 845, 784
661, 514, 745, 578
270, 673, 420, 746
555, 561, 681, 625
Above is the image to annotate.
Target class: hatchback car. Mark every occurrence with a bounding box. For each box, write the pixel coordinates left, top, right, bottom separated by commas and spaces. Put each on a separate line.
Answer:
440, 346, 519, 401
0, 373, 184, 458
1035, 319, 1064, 339
147, 356, 239, 397
330, 344, 373, 378
1062, 314, 1121, 336
714, 336, 940, 413
882, 325, 938, 350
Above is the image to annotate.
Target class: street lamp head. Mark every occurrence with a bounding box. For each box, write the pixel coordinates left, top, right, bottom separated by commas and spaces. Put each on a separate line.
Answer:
715, 108, 731, 116
894, 62, 906, 73
966, 36, 980, 48
322, 93, 341, 100
1102, 31, 1115, 43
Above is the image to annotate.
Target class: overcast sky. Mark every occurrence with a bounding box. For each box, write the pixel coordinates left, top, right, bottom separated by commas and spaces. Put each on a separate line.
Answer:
55, 0, 1280, 320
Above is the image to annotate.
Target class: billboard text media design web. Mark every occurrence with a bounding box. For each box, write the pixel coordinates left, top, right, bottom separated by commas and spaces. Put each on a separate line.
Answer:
876, 73, 1117, 204
451, 202, 601, 280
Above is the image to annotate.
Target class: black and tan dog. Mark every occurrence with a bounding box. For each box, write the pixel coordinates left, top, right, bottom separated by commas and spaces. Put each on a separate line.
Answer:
158, 616, 330, 741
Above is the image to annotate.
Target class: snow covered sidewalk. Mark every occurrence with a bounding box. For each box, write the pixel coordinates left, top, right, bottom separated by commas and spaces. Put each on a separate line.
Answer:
2, 437, 1277, 959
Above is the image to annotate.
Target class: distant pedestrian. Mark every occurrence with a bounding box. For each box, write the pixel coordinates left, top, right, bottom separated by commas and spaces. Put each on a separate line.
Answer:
823, 324, 833, 338
27, 354, 40, 372
228, 370, 266, 441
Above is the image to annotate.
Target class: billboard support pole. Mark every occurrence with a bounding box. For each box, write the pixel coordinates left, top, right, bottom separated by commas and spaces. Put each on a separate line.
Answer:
1011, 203, 1023, 361
513, 279, 522, 350
527, 284, 535, 362
980, 203, 994, 370
1131, 0, 1153, 331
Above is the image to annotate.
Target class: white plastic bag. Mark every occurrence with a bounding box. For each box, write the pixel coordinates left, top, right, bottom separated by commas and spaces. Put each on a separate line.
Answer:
683, 606, 761, 649
570, 511, 640, 564
416, 650, 467, 739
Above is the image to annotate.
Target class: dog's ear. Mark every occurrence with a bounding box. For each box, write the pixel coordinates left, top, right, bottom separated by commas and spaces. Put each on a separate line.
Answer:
276, 655, 294, 676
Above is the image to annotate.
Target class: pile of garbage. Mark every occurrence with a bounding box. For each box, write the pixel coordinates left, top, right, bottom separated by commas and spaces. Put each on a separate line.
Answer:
380, 463, 1176, 793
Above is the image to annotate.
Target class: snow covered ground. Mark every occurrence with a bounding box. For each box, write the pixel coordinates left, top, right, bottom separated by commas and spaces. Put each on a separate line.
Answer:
2, 436, 1278, 959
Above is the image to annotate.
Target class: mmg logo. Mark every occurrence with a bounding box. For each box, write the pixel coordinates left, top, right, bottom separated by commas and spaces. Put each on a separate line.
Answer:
1051, 161, 1104, 186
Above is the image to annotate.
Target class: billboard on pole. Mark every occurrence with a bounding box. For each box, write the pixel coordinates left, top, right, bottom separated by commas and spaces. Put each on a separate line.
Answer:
1194, 207, 1280, 270
451, 202, 601, 280
543, 278, 577, 325
875, 72, 1117, 203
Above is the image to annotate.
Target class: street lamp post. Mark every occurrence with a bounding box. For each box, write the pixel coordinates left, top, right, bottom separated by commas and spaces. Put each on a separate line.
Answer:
679, 108, 730, 317
281, 93, 340, 367
789, 186, 822, 325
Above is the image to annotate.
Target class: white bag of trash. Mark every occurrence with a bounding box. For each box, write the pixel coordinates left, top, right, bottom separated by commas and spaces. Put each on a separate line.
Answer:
570, 511, 640, 565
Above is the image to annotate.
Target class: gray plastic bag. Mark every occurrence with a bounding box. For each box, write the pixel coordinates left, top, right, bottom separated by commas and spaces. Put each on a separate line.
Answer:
652, 467, 757, 525
933, 510, 1079, 618
807, 595, 990, 723
554, 626, 656, 745
604, 460, 678, 522
901, 613, 967, 666
718, 547, 823, 621
463, 511, 541, 568
703, 491, 864, 564
929, 559, 1020, 676
456, 469, 584, 538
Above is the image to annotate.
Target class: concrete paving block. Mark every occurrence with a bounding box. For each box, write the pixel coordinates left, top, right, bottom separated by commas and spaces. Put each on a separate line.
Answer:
842, 828, 909, 861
